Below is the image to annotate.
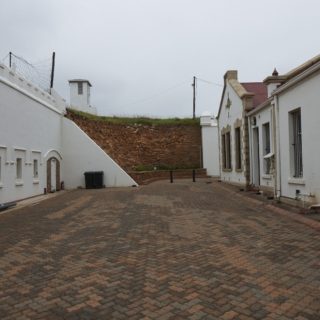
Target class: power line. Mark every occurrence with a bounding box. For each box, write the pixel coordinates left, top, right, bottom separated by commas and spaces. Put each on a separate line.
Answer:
196, 77, 223, 87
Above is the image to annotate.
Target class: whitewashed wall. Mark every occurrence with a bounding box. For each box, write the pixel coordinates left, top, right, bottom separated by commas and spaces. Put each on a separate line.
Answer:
277, 71, 320, 203
69, 82, 97, 115
0, 63, 137, 204
218, 83, 247, 185
200, 115, 219, 176
62, 118, 137, 188
0, 66, 63, 203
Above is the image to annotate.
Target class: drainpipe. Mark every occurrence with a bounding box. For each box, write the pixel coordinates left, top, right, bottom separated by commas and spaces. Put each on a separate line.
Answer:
248, 114, 253, 186
274, 95, 281, 199
217, 118, 222, 177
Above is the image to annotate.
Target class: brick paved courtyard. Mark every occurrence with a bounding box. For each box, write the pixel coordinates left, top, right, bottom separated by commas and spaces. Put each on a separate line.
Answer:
0, 179, 319, 319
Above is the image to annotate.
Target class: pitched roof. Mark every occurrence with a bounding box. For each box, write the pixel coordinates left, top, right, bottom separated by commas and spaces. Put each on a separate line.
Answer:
240, 82, 268, 108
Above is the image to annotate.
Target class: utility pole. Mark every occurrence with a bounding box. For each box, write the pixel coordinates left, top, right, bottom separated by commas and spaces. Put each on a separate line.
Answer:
192, 76, 196, 119
50, 51, 56, 94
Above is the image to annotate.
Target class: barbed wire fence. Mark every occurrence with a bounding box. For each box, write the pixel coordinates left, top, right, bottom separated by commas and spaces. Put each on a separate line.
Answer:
2, 52, 52, 92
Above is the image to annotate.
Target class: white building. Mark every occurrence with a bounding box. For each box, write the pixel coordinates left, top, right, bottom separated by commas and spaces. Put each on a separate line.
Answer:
69, 79, 97, 115
248, 55, 320, 205
200, 112, 219, 176
217, 70, 267, 187
0, 63, 137, 204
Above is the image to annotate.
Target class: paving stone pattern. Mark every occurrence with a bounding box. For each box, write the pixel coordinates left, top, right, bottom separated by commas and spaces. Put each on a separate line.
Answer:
0, 180, 319, 319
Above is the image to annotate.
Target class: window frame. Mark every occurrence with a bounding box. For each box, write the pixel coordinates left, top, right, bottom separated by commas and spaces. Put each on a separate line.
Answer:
289, 108, 303, 178
262, 122, 271, 174
234, 126, 242, 171
16, 158, 22, 180
78, 82, 83, 95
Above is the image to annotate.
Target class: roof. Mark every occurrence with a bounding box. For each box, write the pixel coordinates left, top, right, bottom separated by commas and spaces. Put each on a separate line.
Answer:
264, 54, 320, 85
284, 54, 320, 80
240, 82, 268, 108
217, 71, 268, 119
68, 79, 92, 87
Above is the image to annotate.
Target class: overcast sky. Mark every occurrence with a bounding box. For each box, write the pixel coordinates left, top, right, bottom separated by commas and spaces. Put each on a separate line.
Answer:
1, 0, 319, 118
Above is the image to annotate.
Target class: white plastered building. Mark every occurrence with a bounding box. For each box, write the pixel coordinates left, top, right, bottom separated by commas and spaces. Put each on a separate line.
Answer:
248, 55, 320, 205
0, 63, 137, 204
216, 71, 267, 187
200, 112, 219, 177
69, 79, 97, 115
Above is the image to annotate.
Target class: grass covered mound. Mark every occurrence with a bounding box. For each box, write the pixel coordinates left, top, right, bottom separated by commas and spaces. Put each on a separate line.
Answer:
67, 108, 200, 126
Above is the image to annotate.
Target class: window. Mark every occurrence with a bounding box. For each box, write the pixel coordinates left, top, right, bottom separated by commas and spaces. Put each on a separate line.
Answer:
262, 122, 271, 174
222, 131, 232, 170
234, 127, 242, 170
290, 109, 303, 177
33, 159, 38, 178
78, 82, 83, 95
16, 158, 22, 179
221, 133, 226, 169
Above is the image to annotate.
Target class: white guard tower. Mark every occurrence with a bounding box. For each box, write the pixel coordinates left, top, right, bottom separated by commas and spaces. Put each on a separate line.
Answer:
68, 79, 97, 115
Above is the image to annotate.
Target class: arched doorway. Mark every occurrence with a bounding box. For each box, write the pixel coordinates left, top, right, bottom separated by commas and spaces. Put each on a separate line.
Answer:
47, 157, 61, 193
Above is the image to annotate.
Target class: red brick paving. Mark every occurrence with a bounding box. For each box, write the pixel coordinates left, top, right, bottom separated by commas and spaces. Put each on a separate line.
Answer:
0, 179, 319, 319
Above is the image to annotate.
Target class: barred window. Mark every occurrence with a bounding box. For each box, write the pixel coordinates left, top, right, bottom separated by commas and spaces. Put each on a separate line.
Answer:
290, 109, 303, 178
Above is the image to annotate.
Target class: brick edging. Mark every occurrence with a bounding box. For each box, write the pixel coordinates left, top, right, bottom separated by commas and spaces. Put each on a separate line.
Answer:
216, 182, 320, 232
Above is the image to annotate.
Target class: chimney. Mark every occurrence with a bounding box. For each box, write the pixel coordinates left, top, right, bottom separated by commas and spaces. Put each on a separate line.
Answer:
224, 70, 238, 81
263, 68, 286, 97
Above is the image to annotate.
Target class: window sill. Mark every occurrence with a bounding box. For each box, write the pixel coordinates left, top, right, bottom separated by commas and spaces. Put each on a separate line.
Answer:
262, 174, 272, 180
15, 180, 24, 186
288, 178, 305, 185
222, 168, 233, 172
235, 168, 243, 173
33, 179, 40, 184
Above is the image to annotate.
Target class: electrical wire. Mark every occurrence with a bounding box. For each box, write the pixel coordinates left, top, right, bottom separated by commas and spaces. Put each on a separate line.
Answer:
196, 77, 223, 87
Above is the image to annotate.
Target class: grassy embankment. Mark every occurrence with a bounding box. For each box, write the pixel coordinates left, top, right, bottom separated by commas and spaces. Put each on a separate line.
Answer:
67, 108, 200, 126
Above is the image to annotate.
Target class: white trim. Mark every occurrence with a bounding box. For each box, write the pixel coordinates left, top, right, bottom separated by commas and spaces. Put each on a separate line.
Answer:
264, 152, 274, 159
15, 180, 24, 186
273, 61, 320, 96
43, 149, 63, 160
13, 147, 27, 151
288, 178, 305, 185
0, 75, 62, 115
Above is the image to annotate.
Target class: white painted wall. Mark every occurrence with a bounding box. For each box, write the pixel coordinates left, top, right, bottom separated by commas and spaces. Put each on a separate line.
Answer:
0, 64, 67, 113
218, 82, 247, 185
0, 62, 137, 204
200, 115, 219, 176
0, 64, 64, 203
248, 105, 275, 190
62, 118, 137, 188
277, 71, 320, 203
69, 81, 97, 115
